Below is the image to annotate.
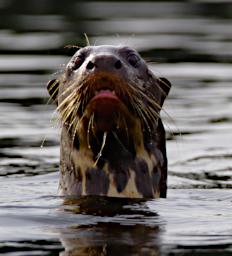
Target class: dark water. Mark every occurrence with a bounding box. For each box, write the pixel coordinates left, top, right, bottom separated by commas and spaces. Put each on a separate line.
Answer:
0, 0, 232, 255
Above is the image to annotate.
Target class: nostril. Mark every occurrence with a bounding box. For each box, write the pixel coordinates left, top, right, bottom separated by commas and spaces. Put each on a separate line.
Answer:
86, 61, 95, 70
114, 60, 122, 69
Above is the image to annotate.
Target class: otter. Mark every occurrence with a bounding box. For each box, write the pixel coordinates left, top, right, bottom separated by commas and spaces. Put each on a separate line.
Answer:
47, 45, 171, 198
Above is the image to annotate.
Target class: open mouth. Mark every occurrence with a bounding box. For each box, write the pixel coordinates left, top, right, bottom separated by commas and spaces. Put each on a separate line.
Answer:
85, 76, 125, 110
86, 86, 123, 117
77, 74, 137, 132
83, 79, 131, 132
81, 74, 133, 129
91, 89, 120, 102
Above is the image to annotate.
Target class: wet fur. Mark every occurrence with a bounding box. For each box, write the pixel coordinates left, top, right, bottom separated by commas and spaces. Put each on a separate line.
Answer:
47, 45, 171, 198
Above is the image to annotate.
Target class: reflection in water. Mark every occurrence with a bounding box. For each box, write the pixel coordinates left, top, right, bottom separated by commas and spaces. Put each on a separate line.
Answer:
59, 197, 161, 256
60, 223, 160, 256
0, 0, 232, 255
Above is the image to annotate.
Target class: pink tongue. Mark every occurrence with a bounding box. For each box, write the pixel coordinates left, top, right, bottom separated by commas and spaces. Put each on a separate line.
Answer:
87, 89, 121, 131
93, 90, 119, 100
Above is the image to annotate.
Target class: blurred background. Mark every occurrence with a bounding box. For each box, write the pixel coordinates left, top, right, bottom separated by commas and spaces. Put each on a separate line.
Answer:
0, 0, 232, 255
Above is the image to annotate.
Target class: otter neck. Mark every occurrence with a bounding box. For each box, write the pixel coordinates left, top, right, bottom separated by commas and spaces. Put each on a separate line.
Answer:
76, 118, 147, 168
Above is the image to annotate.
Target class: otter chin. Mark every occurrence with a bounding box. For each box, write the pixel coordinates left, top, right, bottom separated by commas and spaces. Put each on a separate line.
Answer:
47, 45, 171, 198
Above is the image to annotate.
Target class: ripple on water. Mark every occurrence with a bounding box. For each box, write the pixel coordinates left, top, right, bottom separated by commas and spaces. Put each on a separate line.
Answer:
0, 0, 232, 255
0, 187, 232, 255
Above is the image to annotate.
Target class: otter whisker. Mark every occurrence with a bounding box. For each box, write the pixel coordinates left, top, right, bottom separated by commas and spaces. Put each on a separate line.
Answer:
68, 103, 81, 132
59, 95, 77, 119
147, 96, 162, 111
70, 85, 89, 114
126, 82, 162, 133
84, 33, 90, 46
89, 112, 100, 144
46, 45, 171, 199
59, 97, 78, 126
127, 80, 163, 111
71, 115, 85, 144
55, 78, 87, 108
56, 80, 77, 100
47, 80, 60, 104
137, 89, 162, 111
123, 88, 154, 130
135, 104, 152, 135
87, 114, 94, 149
48, 106, 64, 131
48, 79, 59, 91
56, 89, 78, 112
112, 131, 130, 155
58, 91, 79, 114
122, 115, 129, 145
62, 106, 77, 126
146, 105, 160, 121
55, 101, 75, 124
90, 112, 99, 141
81, 92, 89, 114
161, 106, 182, 139
157, 77, 171, 93
48, 87, 79, 128
48, 103, 60, 123
139, 101, 158, 126
40, 135, 47, 148
94, 132, 108, 167
68, 114, 77, 134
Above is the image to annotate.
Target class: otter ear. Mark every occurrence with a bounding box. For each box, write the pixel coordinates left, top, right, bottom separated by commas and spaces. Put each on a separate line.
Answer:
157, 77, 171, 107
47, 79, 59, 104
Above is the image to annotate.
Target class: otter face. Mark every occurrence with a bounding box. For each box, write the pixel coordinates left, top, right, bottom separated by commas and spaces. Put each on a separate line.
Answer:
47, 45, 171, 198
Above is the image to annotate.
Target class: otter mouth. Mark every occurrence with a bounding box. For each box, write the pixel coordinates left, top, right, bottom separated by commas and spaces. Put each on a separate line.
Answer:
85, 75, 126, 107
79, 77, 137, 162
84, 78, 130, 132
58, 72, 159, 140
92, 89, 120, 102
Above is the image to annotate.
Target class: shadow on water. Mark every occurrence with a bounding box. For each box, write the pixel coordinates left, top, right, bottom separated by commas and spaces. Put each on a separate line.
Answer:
59, 197, 161, 256
1, 196, 162, 255
58, 194, 232, 256
1, 191, 232, 255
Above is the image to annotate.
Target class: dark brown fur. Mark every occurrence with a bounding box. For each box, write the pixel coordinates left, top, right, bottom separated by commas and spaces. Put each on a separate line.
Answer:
47, 45, 171, 198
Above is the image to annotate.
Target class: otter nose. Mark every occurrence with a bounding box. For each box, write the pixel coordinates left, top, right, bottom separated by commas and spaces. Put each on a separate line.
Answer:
86, 55, 122, 71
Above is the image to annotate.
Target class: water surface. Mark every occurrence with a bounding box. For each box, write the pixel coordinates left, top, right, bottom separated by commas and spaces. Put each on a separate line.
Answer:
0, 0, 232, 255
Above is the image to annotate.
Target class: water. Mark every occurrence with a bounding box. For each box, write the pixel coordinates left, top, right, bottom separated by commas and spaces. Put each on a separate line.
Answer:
0, 0, 232, 255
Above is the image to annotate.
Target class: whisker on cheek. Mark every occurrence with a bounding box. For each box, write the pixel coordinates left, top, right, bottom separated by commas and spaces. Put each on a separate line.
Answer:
59, 97, 78, 125
94, 131, 108, 167
71, 115, 85, 145
48, 45, 171, 199
87, 113, 94, 150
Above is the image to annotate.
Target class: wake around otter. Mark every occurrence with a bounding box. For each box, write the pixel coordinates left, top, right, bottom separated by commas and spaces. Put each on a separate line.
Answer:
47, 45, 171, 198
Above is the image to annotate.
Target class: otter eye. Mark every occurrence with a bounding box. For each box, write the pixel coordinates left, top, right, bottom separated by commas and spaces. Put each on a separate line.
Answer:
127, 54, 140, 68
72, 55, 85, 70
67, 55, 85, 76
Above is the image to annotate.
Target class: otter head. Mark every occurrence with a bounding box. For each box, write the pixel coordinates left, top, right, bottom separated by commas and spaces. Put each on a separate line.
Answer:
47, 45, 171, 198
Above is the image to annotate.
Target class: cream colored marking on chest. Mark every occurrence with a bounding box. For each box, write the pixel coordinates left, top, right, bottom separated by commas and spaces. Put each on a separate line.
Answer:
71, 148, 94, 196
132, 119, 158, 176
59, 120, 160, 197
106, 165, 143, 198
64, 146, 160, 198
70, 149, 143, 198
